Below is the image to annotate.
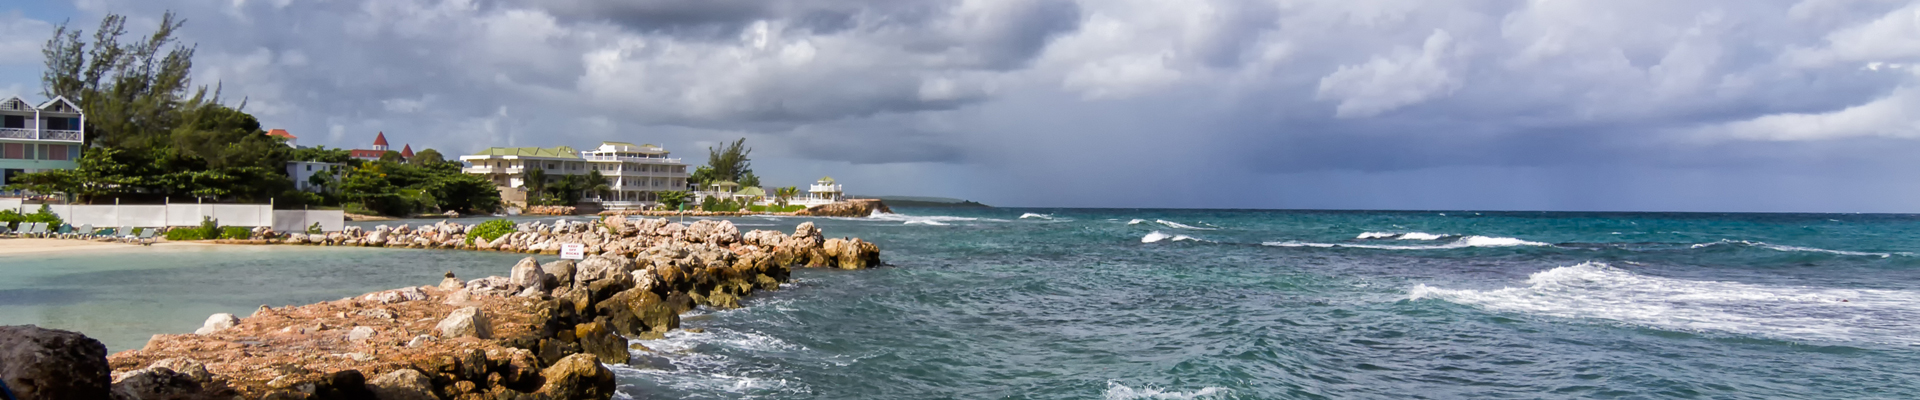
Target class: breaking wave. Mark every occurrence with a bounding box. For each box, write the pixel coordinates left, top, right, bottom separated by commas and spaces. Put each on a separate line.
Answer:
1409, 262, 1920, 345
868, 212, 978, 226
1020, 213, 1054, 220
1127, 219, 1148, 225
1154, 220, 1217, 230
1690, 239, 1904, 258
1141, 231, 1204, 243
1104, 381, 1228, 400
1356, 232, 1447, 240
1265, 236, 1549, 250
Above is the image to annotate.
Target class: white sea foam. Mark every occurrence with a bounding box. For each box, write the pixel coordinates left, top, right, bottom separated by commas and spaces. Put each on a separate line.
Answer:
1127, 219, 1148, 225
618, 328, 813, 396
1409, 262, 1920, 345
1105, 381, 1228, 400
1141, 231, 1204, 243
868, 212, 978, 226
1155, 220, 1217, 230
1020, 213, 1054, 220
1265, 236, 1548, 250
1356, 232, 1447, 240
1690, 239, 1902, 258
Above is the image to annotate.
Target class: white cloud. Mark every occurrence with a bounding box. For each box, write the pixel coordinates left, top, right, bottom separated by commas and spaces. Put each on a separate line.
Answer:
0, 11, 52, 65
1702, 84, 1920, 141
1314, 29, 1462, 118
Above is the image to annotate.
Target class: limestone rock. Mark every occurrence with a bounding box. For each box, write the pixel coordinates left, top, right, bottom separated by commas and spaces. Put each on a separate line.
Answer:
0, 325, 111, 400
366, 369, 436, 400
360, 287, 428, 304
435, 307, 490, 339
347, 326, 376, 342
541, 259, 578, 289
466, 276, 516, 297
147, 358, 211, 383
191, 313, 240, 335
536, 354, 617, 399
510, 256, 552, 295
574, 321, 630, 365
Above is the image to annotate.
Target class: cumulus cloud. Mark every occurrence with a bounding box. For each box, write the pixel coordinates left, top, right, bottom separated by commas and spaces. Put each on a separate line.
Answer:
4, 0, 1920, 211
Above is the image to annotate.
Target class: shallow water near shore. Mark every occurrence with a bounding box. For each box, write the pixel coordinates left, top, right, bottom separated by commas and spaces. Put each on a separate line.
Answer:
6, 209, 1920, 398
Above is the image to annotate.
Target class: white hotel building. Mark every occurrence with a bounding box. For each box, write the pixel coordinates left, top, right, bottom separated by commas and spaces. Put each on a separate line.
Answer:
460, 142, 688, 210
0, 96, 84, 189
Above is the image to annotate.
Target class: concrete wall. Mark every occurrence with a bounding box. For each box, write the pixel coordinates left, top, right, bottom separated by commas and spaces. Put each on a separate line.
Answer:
18, 203, 345, 231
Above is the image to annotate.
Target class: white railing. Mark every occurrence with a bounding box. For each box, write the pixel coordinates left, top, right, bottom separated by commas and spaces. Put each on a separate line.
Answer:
810, 184, 843, 193
581, 154, 682, 164
463, 166, 524, 174
41, 129, 81, 142
0, 128, 32, 139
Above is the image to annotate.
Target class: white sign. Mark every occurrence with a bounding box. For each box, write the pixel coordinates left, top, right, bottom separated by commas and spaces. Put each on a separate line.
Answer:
559, 243, 585, 260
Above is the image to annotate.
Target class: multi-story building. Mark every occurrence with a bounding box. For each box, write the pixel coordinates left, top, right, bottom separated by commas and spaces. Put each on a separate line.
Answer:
348, 132, 413, 161
460, 142, 689, 209
0, 96, 84, 189
801, 176, 845, 206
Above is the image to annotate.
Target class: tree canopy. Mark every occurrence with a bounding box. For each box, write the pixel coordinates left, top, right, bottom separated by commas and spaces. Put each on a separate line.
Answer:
695, 138, 757, 187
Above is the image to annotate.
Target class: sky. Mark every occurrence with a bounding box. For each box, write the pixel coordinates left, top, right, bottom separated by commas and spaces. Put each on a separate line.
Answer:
2, 0, 1919, 212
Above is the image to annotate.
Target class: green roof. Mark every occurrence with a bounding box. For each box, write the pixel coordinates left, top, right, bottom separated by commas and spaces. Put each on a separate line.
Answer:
711, 181, 740, 187
737, 187, 766, 196
469, 146, 580, 159
819, 176, 835, 182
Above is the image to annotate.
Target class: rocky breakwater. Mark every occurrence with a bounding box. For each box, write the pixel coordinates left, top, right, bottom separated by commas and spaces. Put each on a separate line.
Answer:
280, 217, 882, 271
103, 220, 879, 399
793, 199, 892, 217
523, 206, 577, 216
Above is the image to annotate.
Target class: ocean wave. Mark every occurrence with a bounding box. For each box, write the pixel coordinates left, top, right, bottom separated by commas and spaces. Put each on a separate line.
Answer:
1127, 219, 1148, 225
1020, 213, 1054, 220
1690, 239, 1903, 258
1265, 236, 1548, 250
1356, 232, 1447, 240
868, 212, 978, 226
1154, 220, 1218, 230
1105, 381, 1228, 400
1142, 231, 1205, 243
618, 328, 814, 397
1409, 262, 1920, 345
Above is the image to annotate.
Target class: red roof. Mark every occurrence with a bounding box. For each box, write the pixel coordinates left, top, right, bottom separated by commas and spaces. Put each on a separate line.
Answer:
265, 129, 296, 139
400, 144, 414, 158
350, 149, 385, 159
373, 132, 389, 146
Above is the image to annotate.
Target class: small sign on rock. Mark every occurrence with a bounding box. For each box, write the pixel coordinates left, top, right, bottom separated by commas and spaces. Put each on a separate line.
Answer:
560, 243, 585, 260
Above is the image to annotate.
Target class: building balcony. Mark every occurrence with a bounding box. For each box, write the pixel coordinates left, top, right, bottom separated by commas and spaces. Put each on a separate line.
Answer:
41, 129, 81, 142
581, 154, 682, 164
0, 128, 30, 139
810, 184, 843, 193
463, 166, 525, 175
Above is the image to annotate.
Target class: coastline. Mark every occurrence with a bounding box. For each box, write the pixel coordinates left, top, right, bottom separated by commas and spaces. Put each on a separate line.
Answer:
0, 238, 214, 255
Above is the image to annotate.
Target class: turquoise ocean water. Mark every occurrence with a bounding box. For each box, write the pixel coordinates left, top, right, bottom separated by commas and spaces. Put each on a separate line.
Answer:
3, 209, 1918, 399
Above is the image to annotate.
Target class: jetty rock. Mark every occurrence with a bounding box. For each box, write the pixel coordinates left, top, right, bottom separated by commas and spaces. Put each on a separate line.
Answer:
793, 199, 893, 217
103, 217, 881, 399
0, 325, 113, 400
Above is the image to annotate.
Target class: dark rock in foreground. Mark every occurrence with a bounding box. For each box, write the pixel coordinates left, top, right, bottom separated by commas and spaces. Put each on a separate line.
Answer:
0, 325, 112, 400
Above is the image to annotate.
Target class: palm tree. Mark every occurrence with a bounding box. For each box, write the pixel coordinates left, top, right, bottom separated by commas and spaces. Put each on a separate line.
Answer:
584, 170, 611, 201
521, 167, 547, 194
774, 186, 799, 208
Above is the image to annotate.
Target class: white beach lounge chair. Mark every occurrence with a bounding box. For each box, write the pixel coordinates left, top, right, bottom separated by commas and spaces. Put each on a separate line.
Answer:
71, 224, 93, 240
117, 226, 135, 243
136, 228, 156, 246
24, 222, 43, 238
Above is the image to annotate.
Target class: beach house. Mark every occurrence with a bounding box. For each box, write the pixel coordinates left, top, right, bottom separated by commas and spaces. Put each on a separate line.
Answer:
0, 96, 84, 190
799, 176, 845, 206
460, 142, 689, 209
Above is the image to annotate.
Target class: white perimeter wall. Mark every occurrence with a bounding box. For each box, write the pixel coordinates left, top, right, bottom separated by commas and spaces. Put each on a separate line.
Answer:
19, 203, 344, 232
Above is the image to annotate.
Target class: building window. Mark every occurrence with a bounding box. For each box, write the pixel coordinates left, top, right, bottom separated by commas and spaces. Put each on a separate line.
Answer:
2, 143, 20, 159
1, 115, 22, 128
306, 165, 313, 172
47, 145, 67, 161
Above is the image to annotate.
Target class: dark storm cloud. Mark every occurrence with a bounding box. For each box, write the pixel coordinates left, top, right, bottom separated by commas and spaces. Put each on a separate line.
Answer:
11, 0, 1920, 210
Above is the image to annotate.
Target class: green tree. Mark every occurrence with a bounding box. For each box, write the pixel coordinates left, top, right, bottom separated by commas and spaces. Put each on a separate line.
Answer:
583, 170, 611, 201
291, 146, 352, 163
695, 138, 754, 186
43, 11, 202, 149
657, 190, 690, 210
410, 148, 445, 165
737, 171, 761, 188
379, 150, 405, 163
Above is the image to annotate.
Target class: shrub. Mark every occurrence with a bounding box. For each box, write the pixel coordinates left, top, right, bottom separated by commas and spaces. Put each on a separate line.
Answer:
0, 205, 66, 230
466, 219, 515, 244
164, 227, 205, 241
220, 226, 252, 240
307, 222, 324, 234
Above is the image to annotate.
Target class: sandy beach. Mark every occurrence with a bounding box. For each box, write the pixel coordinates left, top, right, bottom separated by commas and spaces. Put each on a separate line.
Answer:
0, 238, 212, 255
